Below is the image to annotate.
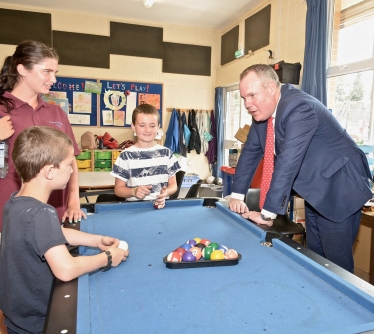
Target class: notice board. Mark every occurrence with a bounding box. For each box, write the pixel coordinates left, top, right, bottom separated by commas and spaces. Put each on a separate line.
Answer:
46, 77, 99, 126
99, 80, 163, 127
45, 76, 163, 127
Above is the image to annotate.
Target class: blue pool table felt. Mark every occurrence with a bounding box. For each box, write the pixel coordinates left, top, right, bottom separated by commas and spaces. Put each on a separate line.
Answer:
70, 200, 374, 334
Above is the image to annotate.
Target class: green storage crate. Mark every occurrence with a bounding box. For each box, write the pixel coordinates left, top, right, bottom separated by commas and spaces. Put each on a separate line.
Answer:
94, 167, 112, 172
95, 151, 112, 160
76, 151, 91, 160
95, 159, 112, 168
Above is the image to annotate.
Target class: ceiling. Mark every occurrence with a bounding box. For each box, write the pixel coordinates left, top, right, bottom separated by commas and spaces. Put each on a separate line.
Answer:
1, 0, 264, 31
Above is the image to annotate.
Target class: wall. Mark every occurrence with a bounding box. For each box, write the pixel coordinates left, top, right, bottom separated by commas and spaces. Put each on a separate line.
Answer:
0, 0, 307, 182
216, 0, 307, 88
0, 2, 220, 180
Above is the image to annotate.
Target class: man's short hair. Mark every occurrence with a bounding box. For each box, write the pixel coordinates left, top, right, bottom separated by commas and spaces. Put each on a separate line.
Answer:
240, 64, 281, 89
13, 126, 73, 182
132, 103, 160, 124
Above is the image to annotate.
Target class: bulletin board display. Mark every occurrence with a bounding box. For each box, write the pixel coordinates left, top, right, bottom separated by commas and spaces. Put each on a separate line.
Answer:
99, 80, 163, 127
47, 77, 99, 126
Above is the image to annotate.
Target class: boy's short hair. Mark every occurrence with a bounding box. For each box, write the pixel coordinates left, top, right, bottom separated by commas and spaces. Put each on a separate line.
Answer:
13, 126, 73, 182
132, 103, 160, 124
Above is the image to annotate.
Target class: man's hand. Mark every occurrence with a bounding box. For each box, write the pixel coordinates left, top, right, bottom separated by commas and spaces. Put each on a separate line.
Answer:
241, 211, 273, 226
229, 198, 249, 214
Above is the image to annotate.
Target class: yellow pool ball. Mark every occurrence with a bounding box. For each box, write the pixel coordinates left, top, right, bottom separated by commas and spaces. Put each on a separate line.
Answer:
210, 249, 225, 260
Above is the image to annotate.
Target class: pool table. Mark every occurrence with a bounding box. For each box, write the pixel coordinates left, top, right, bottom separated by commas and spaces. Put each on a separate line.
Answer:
44, 199, 374, 334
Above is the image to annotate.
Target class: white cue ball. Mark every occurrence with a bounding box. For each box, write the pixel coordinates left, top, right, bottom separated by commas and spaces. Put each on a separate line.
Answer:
119, 240, 129, 251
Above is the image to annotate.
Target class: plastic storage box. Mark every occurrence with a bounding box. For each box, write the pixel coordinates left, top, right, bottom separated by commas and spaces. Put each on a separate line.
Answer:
76, 151, 91, 160
95, 151, 112, 160
95, 160, 112, 168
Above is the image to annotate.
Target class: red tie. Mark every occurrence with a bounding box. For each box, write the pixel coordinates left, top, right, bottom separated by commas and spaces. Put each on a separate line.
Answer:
259, 117, 274, 209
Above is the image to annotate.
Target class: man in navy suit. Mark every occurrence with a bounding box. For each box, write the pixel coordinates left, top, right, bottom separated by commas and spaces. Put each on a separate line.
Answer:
229, 64, 372, 273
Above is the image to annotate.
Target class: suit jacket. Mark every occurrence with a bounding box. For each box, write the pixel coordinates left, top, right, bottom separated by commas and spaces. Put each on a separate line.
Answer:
232, 84, 372, 222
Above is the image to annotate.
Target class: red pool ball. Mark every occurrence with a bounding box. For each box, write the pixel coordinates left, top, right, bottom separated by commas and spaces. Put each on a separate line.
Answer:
167, 251, 182, 262
200, 238, 210, 246
154, 202, 163, 209
174, 247, 187, 257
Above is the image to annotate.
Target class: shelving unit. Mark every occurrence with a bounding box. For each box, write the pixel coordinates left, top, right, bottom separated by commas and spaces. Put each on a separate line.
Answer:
76, 149, 122, 172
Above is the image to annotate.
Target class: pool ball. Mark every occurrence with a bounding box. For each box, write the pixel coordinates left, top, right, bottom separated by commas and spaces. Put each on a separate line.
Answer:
180, 243, 192, 251
118, 240, 129, 251
193, 238, 201, 243
224, 249, 238, 260
202, 246, 214, 260
218, 245, 229, 253
189, 247, 202, 260
186, 239, 197, 247
210, 250, 225, 260
174, 247, 187, 257
195, 243, 206, 252
209, 242, 219, 251
182, 251, 196, 262
200, 238, 211, 246
167, 251, 182, 262
153, 202, 162, 209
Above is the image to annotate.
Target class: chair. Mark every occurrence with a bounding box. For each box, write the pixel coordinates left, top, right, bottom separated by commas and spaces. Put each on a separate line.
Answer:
245, 188, 306, 244
185, 180, 203, 198
168, 170, 186, 200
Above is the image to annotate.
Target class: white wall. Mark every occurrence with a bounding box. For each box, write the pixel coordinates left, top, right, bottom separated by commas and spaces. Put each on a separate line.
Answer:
0, 0, 307, 184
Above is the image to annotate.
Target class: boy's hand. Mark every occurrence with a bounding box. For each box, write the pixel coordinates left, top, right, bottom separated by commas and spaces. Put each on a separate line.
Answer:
98, 236, 117, 250
109, 240, 129, 266
155, 186, 167, 209
135, 185, 152, 199
62, 205, 87, 224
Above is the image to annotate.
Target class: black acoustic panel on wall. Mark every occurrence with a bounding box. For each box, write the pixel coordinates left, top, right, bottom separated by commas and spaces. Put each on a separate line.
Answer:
0, 8, 51, 46
245, 4, 271, 54
110, 22, 163, 59
221, 25, 239, 66
163, 42, 211, 76
53, 31, 110, 68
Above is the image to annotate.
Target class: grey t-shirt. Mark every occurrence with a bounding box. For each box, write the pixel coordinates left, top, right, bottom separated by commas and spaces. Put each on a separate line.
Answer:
0, 194, 68, 334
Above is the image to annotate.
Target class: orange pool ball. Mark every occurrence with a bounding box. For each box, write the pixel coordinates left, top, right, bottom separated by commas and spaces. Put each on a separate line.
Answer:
224, 249, 238, 259
189, 247, 202, 260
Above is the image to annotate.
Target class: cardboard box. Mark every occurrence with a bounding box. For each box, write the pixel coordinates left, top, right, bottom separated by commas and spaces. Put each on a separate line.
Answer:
234, 124, 250, 143
353, 224, 371, 273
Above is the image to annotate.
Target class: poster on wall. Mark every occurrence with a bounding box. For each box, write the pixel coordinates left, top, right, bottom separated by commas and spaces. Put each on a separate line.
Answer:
99, 80, 163, 127
46, 77, 99, 126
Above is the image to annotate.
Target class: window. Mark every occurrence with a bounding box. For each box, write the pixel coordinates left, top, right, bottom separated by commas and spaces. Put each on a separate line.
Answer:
222, 85, 252, 165
327, 0, 374, 144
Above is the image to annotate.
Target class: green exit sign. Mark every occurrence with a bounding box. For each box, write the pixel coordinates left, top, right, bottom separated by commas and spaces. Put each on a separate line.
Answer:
235, 49, 244, 58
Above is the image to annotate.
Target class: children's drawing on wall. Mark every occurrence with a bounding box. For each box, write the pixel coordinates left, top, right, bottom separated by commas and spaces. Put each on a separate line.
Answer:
84, 80, 102, 94
73, 92, 92, 113
103, 90, 126, 111
41, 95, 69, 115
68, 114, 91, 125
126, 92, 137, 125
138, 94, 160, 109
102, 110, 113, 125
114, 110, 125, 126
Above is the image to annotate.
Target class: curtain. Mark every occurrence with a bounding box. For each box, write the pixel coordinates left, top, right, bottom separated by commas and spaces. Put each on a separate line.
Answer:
301, 0, 328, 106
212, 87, 223, 178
